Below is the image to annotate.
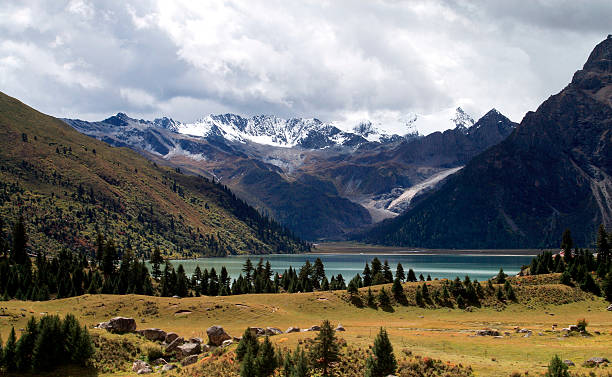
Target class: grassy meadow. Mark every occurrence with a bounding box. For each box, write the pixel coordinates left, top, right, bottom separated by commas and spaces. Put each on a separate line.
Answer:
0, 274, 610, 376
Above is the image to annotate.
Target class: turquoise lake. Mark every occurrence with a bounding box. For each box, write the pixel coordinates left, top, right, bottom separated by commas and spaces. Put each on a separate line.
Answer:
162, 252, 538, 282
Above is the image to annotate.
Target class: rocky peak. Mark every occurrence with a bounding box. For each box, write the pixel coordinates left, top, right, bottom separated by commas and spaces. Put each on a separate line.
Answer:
451, 107, 475, 132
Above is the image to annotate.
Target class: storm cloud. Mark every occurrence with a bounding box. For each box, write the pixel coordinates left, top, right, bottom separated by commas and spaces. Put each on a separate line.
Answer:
0, 0, 610, 134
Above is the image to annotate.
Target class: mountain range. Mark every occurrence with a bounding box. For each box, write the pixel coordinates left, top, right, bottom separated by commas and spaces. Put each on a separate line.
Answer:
64, 107, 516, 240
360, 35, 612, 248
0, 91, 309, 258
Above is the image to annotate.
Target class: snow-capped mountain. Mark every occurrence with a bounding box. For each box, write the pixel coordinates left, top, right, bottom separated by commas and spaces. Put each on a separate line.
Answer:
171, 114, 408, 148
451, 107, 475, 132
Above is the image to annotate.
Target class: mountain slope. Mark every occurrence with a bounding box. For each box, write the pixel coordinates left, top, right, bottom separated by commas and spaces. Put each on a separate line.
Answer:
360, 36, 612, 248
0, 91, 309, 257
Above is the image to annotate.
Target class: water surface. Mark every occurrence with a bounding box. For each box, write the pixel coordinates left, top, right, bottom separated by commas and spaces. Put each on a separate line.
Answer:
161, 252, 537, 282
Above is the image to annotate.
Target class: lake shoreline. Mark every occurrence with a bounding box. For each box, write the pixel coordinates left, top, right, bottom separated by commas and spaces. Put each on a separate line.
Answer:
311, 242, 543, 256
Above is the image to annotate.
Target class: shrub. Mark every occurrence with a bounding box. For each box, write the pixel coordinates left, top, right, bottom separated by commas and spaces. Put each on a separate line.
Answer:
576, 318, 588, 332
145, 345, 163, 362
545, 355, 570, 377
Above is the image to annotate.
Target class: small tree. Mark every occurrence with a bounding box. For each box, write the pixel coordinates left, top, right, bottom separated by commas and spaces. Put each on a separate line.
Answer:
365, 327, 397, 377
291, 345, 309, 377
150, 247, 163, 280
561, 229, 573, 254
4, 327, 17, 372
236, 328, 259, 361
378, 288, 391, 308
240, 347, 257, 377
504, 281, 516, 301
367, 287, 376, 307
255, 336, 277, 377
576, 318, 588, 332
395, 263, 405, 282
391, 278, 405, 302
545, 355, 570, 377
560, 270, 572, 286
407, 269, 417, 282
496, 268, 506, 284
309, 320, 339, 376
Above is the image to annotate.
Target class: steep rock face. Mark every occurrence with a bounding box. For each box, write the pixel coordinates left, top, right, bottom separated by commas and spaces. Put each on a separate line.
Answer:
361, 36, 612, 248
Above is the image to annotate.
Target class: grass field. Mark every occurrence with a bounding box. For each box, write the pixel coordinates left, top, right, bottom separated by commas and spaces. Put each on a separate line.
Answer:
1, 276, 610, 376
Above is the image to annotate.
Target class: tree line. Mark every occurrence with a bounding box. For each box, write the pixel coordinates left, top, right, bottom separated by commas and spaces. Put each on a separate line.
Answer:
527, 225, 612, 301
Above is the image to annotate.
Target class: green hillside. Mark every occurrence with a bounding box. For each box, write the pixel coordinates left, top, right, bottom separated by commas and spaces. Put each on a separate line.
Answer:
0, 91, 309, 258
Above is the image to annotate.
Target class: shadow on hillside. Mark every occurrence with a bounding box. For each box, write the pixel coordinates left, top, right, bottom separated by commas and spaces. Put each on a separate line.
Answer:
7, 366, 99, 377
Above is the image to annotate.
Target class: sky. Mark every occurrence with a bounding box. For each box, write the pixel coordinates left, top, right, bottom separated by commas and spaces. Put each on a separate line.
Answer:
0, 1, 611, 135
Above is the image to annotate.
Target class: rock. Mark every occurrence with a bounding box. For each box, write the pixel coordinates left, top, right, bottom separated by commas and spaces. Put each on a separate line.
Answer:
584, 357, 609, 367
563, 360, 575, 366
172, 295, 181, 299
248, 327, 266, 337
189, 337, 203, 344
335, 324, 346, 332
99, 317, 137, 333
476, 329, 500, 337
151, 358, 167, 366
285, 327, 301, 333
177, 342, 201, 358
265, 327, 283, 336
538, 332, 544, 336
222, 339, 233, 347
305, 325, 321, 332
162, 363, 177, 372
181, 354, 198, 366
201, 344, 211, 352
517, 328, 530, 334
137, 367, 153, 374
138, 328, 167, 342
207, 325, 232, 346
165, 337, 184, 353
504, 332, 511, 336
568, 325, 579, 332
606, 304, 612, 311
523, 332, 531, 338
165, 332, 179, 344
132, 360, 150, 372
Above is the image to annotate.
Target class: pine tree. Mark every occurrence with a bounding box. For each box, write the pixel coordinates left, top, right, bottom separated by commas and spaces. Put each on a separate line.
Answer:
597, 225, 610, 265
236, 328, 259, 361
367, 287, 375, 307
407, 268, 417, 282
291, 345, 309, 377
365, 327, 397, 377
391, 278, 404, 302
378, 287, 391, 308
395, 263, 405, 282
561, 229, 573, 254
309, 320, 339, 376
255, 336, 277, 377
383, 260, 393, 283
314, 258, 326, 287
11, 216, 28, 265
4, 327, 17, 372
496, 268, 506, 284
545, 355, 570, 377
150, 247, 163, 280
504, 281, 516, 301
363, 263, 372, 286
16, 316, 38, 371
347, 279, 359, 295
603, 271, 612, 302
102, 239, 117, 276
240, 346, 257, 377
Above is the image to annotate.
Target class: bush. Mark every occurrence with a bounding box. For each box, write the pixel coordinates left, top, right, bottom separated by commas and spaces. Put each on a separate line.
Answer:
145, 345, 164, 362
576, 318, 588, 332
545, 355, 570, 377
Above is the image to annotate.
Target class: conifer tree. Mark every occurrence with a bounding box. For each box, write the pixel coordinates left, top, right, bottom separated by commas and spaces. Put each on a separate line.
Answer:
236, 328, 259, 361
407, 268, 417, 282
240, 347, 257, 377
496, 268, 506, 284
378, 287, 391, 308
391, 278, 404, 302
16, 316, 38, 371
367, 287, 376, 307
11, 216, 28, 265
545, 355, 570, 377
395, 263, 405, 282
561, 229, 573, 254
291, 345, 309, 377
309, 320, 339, 376
255, 336, 277, 377
363, 263, 372, 287
365, 327, 397, 377
597, 225, 610, 265
383, 260, 393, 283
4, 326, 17, 372
150, 247, 163, 280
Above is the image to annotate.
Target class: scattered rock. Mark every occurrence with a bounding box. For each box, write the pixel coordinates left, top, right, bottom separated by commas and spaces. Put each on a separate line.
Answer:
137, 367, 153, 374
165, 337, 185, 353
285, 327, 301, 333
181, 355, 198, 366
162, 363, 177, 372
523, 332, 531, 338
207, 325, 232, 346
335, 324, 346, 332
248, 327, 266, 337
538, 332, 544, 336
517, 328, 531, 334
189, 337, 203, 344
584, 357, 609, 367
607, 304, 612, 311
138, 328, 167, 342
563, 360, 575, 366
265, 327, 283, 336
132, 360, 150, 373
151, 358, 167, 366
98, 317, 137, 333
177, 342, 201, 358
165, 332, 179, 344
304, 325, 321, 332
222, 339, 233, 347
568, 325, 579, 332
476, 329, 500, 337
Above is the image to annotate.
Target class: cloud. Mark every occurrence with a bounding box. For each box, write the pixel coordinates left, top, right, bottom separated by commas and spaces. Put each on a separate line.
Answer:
0, 0, 610, 134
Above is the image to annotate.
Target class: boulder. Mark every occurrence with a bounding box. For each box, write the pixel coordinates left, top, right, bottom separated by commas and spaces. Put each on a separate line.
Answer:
568, 325, 579, 332
138, 328, 167, 342
563, 360, 575, 366
177, 342, 201, 358
222, 339, 233, 347
137, 367, 153, 374
584, 357, 609, 367
265, 327, 283, 336
335, 324, 346, 332
132, 360, 150, 372
165, 337, 184, 353
285, 327, 301, 333
165, 332, 179, 344
99, 317, 137, 333
162, 363, 177, 372
207, 325, 231, 346
607, 304, 612, 311
248, 327, 266, 337
517, 328, 530, 334
189, 337, 203, 344
151, 358, 167, 366
476, 329, 500, 337
181, 355, 198, 366
304, 325, 321, 332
